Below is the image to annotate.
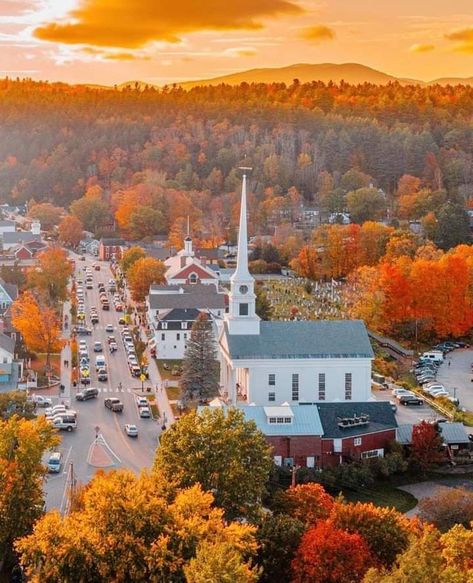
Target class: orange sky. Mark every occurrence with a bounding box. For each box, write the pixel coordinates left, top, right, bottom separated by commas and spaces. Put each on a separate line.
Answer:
1, 0, 473, 85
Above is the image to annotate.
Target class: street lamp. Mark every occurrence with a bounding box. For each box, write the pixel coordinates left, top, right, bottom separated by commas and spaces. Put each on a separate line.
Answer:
140, 361, 145, 393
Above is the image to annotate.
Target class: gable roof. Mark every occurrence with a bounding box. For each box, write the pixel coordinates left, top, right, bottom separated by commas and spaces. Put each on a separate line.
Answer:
100, 238, 125, 246
148, 284, 226, 310
0, 220, 15, 228
317, 401, 397, 439
224, 320, 373, 360
161, 308, 200, 321
0, 281, 18, 302
199, 403, 324, 437
439, 422, 470, 444
2, 232, 40, 244
0, 332, 15, 354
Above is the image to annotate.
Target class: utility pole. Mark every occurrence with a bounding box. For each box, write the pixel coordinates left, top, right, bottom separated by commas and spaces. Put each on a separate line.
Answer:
64, 461, 76, 515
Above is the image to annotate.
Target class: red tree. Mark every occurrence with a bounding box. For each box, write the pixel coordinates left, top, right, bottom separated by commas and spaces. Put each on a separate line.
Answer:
291, 520, 374, 583
411, 421, 444, 471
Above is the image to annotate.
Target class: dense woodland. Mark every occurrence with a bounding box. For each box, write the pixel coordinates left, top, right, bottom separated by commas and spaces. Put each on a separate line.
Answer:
1, 78, 473, 241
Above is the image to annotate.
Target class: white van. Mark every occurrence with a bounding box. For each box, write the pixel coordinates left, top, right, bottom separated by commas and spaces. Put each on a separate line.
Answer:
95, 355, 106, 370
421, 351, 444, 363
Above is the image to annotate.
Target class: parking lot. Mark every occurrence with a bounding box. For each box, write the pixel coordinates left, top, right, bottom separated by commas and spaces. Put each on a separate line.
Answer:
373, 388, 442, 426
436, 348, 473, 412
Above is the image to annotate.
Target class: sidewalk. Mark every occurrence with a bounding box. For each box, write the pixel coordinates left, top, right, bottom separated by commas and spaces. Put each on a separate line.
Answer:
60, 299, 72, 401
145, 347, 175, 427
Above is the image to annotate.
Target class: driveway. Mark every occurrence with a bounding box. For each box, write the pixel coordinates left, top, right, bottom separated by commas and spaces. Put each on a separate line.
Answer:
436, 348, 473, 413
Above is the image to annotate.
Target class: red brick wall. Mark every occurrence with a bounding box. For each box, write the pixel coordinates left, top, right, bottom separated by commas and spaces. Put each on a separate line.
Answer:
321, 429, 396, 468
266, 435, 322, 467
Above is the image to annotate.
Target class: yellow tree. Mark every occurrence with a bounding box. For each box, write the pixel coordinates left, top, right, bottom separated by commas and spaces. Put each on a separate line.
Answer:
127, 257, 166, 303
27, 247, 72, 305
0, 416, 59, 572
12, 292, 63, 369
16, 471, 258, 583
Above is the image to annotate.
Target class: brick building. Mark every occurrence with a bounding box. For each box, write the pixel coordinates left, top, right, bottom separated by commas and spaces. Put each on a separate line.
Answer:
203, 400, 397, 469
99, 238, 125, 261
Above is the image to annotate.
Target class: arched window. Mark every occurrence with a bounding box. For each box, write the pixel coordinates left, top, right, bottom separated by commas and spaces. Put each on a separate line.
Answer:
189, 272, 198, 284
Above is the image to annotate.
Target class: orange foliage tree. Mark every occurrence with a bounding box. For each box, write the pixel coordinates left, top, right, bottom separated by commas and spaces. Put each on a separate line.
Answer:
280, 483, 334, 527
12, 291, 63, 369
127, 257, 166, 303
27, 247, 72, 305
329, 501, 415, 568
58, 215, 83, 247
291, 519, 374, 583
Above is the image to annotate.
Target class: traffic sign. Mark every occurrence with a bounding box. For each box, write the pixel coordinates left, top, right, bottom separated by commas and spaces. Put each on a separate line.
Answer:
140, 374, 146, 382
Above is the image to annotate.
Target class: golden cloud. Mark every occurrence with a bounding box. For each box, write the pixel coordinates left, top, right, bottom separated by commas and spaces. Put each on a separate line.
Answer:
445, 27, 473, 43
409, 43, 435, 53
34, 0, 303, 49
300, 25, 335, 43
105, 53, 151, 61
445, 27, 473, 54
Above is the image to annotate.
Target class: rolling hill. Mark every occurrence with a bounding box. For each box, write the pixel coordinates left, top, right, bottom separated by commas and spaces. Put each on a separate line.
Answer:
117, 63, 473, 91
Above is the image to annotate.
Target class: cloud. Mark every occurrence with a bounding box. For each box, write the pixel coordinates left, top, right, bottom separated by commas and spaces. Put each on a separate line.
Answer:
104, 52, 151, 61
300, 25, 335, 43
224, 47, 258, 57
33, 0, 303, 49
445, 27, 473, 53
409, 43, 435, 53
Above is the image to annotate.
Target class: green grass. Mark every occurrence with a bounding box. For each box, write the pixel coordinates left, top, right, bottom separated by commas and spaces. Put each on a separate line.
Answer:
165, 386, 182, 400
157, 359, 183, 380
334, 485, 418, 513
149, 403, 159, 418
454, 410, 473, 426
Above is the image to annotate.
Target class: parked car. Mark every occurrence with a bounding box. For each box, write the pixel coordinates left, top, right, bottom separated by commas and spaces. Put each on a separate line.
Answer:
124, 424, 138, 437
50, 415, 77, 431
104, 398, 123, 412
392, 388, 413, 397
75, 387, 99, 401
93, 341, 103, 353
105, 324, 114, 333
399, 395, 424, 406
29, 394, 52, 408
139, 406, 151, 418
47, 452, 62, 473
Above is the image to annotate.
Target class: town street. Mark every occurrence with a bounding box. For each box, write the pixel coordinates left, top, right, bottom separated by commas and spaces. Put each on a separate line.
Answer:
44, 254, 162, 512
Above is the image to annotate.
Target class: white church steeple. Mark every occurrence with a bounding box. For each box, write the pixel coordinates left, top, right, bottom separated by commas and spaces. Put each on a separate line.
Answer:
226, 168, 260, 335
183, 216, 194, 257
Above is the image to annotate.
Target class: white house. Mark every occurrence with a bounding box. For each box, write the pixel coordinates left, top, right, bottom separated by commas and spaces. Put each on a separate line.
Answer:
147, 284, 227, 359
0, 220, 16, 236
218, 171, 374, 406
164, 234, 218, 286
0, 332, 18, 387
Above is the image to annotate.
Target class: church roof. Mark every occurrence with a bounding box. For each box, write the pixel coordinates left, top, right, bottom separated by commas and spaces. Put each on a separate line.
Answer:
148, 284, 226, 310
224, 320, 373, 360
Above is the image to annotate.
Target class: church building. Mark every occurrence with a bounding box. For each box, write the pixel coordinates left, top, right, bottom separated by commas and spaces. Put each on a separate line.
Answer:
218, 171, 374, 406
164, 228, 218, 286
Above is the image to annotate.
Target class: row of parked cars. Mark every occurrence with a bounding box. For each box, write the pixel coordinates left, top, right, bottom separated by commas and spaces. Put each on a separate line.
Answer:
412, 350, 459, 404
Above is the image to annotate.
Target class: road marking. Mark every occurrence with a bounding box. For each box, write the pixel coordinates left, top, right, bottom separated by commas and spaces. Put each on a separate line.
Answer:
98, 432, 122, 464
62, 445, 73, 475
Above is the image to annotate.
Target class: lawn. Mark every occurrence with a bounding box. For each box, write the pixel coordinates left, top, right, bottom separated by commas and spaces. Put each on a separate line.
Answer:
157, 359, 183, 380
335, 485, 417, 513
165, 386, 182, 401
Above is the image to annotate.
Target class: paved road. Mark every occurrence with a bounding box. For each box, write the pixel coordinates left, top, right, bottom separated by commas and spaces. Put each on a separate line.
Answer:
373, 388, 443, 426
44, 254, 161, 513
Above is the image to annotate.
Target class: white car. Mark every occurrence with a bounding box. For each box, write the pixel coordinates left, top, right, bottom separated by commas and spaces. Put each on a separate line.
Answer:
423, 384, 446, 393
430, 389, 450, 398
30, 394, 52, 407
139, 406, 151, 418
136, 397, 148, 408
124, 424, 138, 437
105, 324, 114, 333
392, 388, 413, 398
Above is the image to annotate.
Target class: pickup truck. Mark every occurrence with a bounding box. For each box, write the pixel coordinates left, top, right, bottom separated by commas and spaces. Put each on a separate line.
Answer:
104, 398, 124, 412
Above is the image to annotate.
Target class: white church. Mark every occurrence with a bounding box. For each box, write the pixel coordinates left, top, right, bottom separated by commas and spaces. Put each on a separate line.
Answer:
218, 171, 374, 406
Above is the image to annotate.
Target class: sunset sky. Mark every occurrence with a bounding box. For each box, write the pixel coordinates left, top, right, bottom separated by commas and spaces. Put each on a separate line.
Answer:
2, 0, 473, 85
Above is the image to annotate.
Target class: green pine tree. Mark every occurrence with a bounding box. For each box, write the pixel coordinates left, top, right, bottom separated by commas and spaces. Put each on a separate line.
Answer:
181, 312, 219, 403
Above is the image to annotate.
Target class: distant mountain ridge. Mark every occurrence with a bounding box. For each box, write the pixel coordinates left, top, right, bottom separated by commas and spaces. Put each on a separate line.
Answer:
116, 63, 473, 90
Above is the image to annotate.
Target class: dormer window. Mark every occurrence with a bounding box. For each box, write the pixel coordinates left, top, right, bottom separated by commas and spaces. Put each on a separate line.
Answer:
161, 322, 168, 330
189, 273, 198, 284
181, 322, 187, 329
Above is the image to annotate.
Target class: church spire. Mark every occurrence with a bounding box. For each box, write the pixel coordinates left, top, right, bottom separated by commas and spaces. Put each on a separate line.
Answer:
231, 169, 251, 283
226, 168, 260, 335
